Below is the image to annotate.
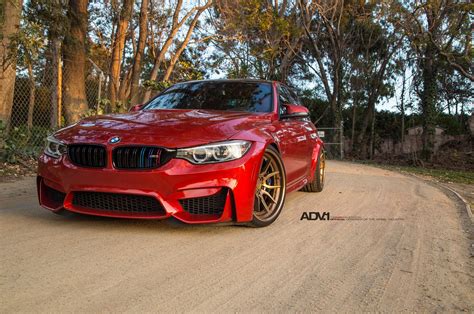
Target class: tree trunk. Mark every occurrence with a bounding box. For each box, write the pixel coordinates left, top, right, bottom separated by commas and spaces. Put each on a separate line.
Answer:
108, 0, 134, 109
50, 39, 62, 128
420, 43, 438, 161
330, 58, 343, 134
357, 92, 376, 159
0, 0, 22, 135
142, 0, 196, 102
27, 63, 35, 133
400, 71, 406, 154
129, 0, 149, 105
162, 1, 211, 82
355, 52, 393, 158
369, 105, 375, 160
351, 101, 357, 152
63, 0, 89, 124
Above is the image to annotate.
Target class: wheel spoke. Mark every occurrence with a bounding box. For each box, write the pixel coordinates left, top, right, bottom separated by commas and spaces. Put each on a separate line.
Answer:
260, 158, 271, 176
262, 183, 280, 189
261, 190, 276, 204
263, 171, 279, 181
259, 195, 270, 212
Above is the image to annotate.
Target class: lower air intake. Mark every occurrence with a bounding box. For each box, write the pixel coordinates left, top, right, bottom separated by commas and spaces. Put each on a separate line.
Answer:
43, 184, 66, 208
179, 189, 227, 216
72, 191, 165, 215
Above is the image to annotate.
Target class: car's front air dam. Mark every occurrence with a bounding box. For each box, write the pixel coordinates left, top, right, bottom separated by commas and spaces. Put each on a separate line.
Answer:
37, 141, 266, 223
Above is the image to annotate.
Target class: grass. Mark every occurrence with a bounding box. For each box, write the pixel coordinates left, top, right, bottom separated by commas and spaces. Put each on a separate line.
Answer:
350, 159, 473, 185
381, 165, 474, 185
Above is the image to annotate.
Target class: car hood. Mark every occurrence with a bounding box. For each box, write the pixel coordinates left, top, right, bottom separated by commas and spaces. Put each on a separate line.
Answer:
54, 109, 273, 148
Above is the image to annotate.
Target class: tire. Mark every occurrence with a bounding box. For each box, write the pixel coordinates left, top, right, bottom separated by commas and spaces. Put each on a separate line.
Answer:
302, 149, 325, 192
249, 146, 286, 227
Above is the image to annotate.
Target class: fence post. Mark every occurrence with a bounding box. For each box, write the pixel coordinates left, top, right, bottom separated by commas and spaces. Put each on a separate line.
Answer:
57, 57, 62, 128
97, 73, 104, 113
340, 121, 344, 160
50, 40, 62, 129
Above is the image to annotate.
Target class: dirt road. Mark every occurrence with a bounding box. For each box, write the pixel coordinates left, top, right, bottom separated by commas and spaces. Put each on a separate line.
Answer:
1, 161, 473, 312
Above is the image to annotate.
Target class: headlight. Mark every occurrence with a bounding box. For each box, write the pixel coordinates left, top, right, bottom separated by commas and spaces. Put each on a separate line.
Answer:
44, 136, 67, 158
176, 140, 252, 164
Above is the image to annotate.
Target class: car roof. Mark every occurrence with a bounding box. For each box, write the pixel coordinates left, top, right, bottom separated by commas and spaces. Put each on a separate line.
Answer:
177, 78, 278, 85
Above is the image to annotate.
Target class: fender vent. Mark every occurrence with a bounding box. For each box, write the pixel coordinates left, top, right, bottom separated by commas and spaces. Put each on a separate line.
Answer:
179, 189, 227, 216
42, 184, 66, 208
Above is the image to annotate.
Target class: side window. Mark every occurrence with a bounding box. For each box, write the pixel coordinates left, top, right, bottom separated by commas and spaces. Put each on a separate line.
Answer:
278, 84, 302, 115
281, 85, 299, 104
278, 85, 290, 115
288, 88, 301, 106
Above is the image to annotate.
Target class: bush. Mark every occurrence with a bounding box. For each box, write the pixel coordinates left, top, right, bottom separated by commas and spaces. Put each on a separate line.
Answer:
0, 121, 50, 163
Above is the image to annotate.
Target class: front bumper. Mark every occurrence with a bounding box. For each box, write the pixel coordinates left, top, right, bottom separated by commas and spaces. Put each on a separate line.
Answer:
37, 142, 265, 224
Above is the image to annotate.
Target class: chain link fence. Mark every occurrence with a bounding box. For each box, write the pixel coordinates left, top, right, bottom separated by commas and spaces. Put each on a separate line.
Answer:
4, 59, 345, 164
316, 122, 344, 160
2, 58, 106, 162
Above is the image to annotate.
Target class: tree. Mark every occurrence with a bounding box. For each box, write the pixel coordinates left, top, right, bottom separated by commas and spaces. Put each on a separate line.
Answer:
62, 0, 89, 123
349, 3, 403, 158
298, 0, 352, 130
142, 0, 212, 102
129, 0, 149, 104
0, 0, 22, 135
14, 18, 45, 134
393, 0, 473, 160
108, 0, 134, 107
213, 0, 303, 81
162, 0, 211, 81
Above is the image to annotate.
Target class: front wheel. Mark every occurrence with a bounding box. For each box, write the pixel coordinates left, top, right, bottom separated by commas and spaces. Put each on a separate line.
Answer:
302, 149, 325, 192
249, 146, 286, 227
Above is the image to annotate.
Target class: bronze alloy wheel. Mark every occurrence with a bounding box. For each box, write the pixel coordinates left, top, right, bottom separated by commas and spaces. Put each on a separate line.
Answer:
251, 146, 286, 227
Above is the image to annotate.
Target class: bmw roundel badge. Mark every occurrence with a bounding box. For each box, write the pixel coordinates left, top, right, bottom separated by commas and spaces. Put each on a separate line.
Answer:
109, 136, 121, 144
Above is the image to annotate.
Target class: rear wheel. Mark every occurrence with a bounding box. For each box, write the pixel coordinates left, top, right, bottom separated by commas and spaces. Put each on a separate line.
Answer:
302, 149, 325, 192
249, 146, 286, 227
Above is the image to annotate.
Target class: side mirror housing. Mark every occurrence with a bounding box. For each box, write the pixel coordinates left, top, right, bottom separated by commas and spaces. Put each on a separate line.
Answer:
129, 104, 144, 112
280, 103, 309, 119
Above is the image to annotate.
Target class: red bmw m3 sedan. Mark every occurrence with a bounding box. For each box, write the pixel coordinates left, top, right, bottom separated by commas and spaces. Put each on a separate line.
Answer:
37, 79, 325, 227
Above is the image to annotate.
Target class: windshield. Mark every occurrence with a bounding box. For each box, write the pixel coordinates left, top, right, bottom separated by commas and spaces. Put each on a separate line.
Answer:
144, 81, 273, 113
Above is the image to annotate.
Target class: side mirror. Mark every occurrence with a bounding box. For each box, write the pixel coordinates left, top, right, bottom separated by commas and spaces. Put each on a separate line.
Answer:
280, 103, 309, 119
129, 104, 144, 112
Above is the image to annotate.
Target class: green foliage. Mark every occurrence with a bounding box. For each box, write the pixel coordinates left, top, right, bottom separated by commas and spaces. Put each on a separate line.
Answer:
212, 0, 302, 80
142, 80, 172, 93
386, 165, 474, 185
436, 114, 467, 136
82, 98, 128, 117
0, 121, 49, 163
12, 19, 45, 68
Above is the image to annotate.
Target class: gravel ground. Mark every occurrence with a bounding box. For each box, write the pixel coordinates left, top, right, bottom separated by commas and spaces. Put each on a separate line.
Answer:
0, 161, 472, 312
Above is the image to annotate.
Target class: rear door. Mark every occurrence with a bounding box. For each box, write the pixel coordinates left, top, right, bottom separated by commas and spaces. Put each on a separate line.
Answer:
275, 84, 311, 185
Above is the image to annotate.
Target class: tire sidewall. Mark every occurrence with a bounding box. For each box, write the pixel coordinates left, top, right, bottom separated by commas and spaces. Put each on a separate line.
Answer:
316, 149, 325, 190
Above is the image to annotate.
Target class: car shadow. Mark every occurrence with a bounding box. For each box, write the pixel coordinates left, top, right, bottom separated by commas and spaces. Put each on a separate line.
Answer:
25, 206, 248, 234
